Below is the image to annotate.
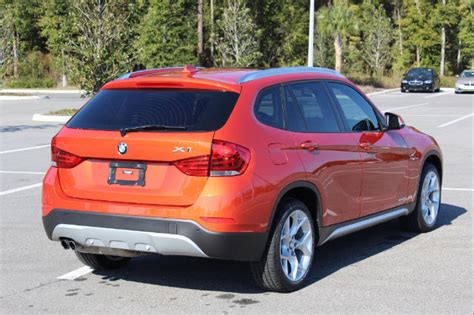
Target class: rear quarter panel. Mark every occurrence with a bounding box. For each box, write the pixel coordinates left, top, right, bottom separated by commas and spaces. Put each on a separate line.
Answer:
213, 79, 307, 231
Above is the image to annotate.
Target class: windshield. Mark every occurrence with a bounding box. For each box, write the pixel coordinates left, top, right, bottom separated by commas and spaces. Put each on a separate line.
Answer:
407, 68, 433, 77
461, 71, 474, 78
67, 89, 240, 132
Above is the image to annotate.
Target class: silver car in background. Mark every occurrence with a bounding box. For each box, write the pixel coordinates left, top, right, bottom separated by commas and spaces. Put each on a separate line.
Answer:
455, 70, 474, 93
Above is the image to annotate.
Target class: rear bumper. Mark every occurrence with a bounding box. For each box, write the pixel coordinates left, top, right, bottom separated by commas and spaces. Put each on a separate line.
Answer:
43, 209, 267, 261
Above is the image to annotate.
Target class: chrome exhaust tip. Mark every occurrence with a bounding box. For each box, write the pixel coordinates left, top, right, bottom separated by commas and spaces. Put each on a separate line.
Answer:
68, 241, 76, 251
60, 240, 70, 250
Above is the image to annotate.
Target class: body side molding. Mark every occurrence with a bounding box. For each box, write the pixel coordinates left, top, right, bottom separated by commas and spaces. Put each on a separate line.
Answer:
318, 203, 415, 246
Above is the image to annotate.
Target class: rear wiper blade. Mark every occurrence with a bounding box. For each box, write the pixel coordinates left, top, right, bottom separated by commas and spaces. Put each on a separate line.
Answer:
120, 124, 187, 136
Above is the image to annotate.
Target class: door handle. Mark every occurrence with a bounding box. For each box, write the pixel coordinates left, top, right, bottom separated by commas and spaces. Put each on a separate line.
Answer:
300, 141, 319, 152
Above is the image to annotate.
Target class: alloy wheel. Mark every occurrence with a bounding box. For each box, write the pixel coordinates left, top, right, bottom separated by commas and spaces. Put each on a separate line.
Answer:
279, 209, 313, 282
420, 170, 440, 226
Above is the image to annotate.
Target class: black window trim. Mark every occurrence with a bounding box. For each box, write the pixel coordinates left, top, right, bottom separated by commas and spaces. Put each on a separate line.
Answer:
281, 79, 346, 133
323, 80, 387, 133
252, 83, 286, 130
252, 79, 348, 133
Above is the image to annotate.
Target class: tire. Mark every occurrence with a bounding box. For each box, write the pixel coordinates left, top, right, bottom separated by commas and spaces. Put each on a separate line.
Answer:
75, 251, 131, 270
400, 163, 441, 232
250, 198, 316, 292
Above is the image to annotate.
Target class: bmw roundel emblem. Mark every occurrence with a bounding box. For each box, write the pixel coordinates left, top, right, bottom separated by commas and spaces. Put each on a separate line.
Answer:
117, 142, 127, 155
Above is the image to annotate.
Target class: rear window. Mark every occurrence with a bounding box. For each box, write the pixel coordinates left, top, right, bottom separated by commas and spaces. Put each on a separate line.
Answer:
67, 89, 240, 132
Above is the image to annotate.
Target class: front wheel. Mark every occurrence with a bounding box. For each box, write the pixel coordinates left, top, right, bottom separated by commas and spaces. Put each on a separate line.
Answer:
400, 163, 441, 232
250, 198, 315, 292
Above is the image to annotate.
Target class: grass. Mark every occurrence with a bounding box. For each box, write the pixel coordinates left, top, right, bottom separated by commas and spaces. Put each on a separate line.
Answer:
347, 74, 401, 89
47, 108, 78, 116
6, 77, 56, 88
0, 92, 33, 96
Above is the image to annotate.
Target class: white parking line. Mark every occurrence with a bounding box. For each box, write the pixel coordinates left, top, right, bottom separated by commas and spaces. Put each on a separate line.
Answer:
0, 144, 50, 154
0, 183, 42, 196
384, 103, 429, 112
402, 114, 459, 117
438, 113, 474, 128
0, 171, 45, 175
443, 187, 474, 192
424, 91, 450, 98
57, 266, 94, 280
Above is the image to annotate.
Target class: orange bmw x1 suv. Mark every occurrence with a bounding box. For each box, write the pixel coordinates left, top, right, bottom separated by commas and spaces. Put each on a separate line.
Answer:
43, 66, 442, 292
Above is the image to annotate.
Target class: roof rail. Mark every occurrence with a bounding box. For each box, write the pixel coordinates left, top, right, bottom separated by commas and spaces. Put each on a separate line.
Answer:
117, 65, 204, 80
117, 67, 184, 80
238, 66, 344, 83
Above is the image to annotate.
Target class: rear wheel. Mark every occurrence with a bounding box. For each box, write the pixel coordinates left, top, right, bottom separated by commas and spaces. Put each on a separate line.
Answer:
400, 163, 441, 232
75, 251, 131, 270
250, 198, 315, 292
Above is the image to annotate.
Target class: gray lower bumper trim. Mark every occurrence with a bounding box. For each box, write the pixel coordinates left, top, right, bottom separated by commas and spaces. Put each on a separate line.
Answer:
321, 207, 409, 245
52, 224, 208, 258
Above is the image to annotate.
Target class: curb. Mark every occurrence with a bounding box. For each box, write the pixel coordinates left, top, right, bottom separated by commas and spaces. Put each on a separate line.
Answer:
366, 88, 400, 96
1, 88, 84, 94
0, 95, 48, 101
32, 113, 71, 123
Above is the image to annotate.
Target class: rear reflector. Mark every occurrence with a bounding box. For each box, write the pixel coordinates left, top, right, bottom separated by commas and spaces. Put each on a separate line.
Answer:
200, 217, 236, 224
174, 139, 250, 177
51, 137, 84, 168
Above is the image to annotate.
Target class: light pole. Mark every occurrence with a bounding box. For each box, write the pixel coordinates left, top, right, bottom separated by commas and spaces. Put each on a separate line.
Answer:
307, 0, 315, 67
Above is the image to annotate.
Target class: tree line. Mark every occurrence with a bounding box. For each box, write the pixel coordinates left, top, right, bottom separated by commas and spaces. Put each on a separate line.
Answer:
1, 0, 473, 94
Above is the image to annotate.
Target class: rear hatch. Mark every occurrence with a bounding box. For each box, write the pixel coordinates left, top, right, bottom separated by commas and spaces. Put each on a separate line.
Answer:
54, 89, 239, 206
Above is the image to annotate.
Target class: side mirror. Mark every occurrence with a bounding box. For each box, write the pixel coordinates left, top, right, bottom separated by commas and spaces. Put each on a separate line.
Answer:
385, 112, 405, 130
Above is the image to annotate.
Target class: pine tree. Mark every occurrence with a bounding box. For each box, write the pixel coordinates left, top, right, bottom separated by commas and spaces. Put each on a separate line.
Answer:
358, 1, 393, 75
215, 0, 261, 67
458, 0, 474, 69
317, 0, 356, 72
41, 0, 142, 94
136, 0, 197, 68
401, 0, 438, 68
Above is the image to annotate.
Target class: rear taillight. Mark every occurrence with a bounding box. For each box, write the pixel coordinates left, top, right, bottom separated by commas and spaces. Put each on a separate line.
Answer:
209, 140, 250, 176
173, 155, 210, 177
51, 137, 84, 168
174, 140, 250, 177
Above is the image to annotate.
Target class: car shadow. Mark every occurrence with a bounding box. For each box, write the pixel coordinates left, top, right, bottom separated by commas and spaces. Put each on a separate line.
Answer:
92, 203, 466, 294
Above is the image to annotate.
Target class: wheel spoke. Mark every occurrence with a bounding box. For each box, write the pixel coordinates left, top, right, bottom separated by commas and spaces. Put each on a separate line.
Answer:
288, 255, 298, 281
291, 216, 307, 236
295, 232, 312, 256
281, 259, 289, 275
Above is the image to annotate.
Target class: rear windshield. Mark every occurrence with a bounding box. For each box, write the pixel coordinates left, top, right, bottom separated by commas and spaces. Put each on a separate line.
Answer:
67, 89, 240, 132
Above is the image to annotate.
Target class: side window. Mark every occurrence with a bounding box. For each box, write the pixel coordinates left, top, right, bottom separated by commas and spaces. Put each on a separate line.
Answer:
327, 83, 381, 132
255, 86, 283, 129
284, 82, 340, 132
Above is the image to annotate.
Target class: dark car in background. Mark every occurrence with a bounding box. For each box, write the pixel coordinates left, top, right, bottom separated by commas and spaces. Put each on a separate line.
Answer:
401, 68, 440, 93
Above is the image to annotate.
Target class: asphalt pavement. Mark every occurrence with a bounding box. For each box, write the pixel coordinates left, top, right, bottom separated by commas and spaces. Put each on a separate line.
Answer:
0, 89, 472, 314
